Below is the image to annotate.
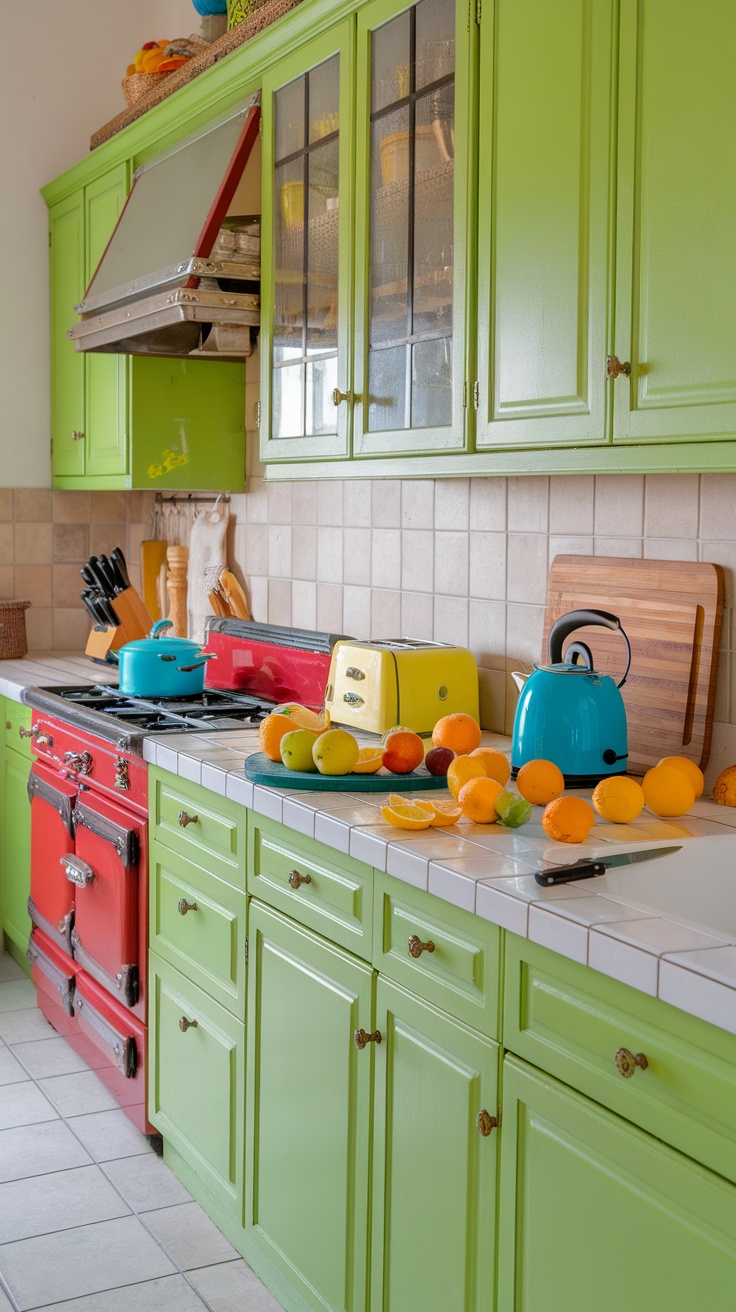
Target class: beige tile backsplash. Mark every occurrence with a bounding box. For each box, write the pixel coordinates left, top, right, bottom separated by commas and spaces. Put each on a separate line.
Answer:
2, 471, 736, 787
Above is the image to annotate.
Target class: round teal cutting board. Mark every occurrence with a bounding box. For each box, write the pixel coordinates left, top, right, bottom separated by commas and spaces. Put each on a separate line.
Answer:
244, 753, 450, 792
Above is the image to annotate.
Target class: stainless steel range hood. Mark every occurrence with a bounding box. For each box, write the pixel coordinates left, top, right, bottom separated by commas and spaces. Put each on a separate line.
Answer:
68, 93, 261, 360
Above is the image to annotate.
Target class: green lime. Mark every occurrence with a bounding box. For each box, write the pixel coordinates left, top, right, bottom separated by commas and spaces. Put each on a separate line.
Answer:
498, 794, 532, 829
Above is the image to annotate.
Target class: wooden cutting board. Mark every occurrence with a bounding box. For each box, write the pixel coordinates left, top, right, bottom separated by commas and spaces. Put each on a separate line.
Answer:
542, 556, 724, 774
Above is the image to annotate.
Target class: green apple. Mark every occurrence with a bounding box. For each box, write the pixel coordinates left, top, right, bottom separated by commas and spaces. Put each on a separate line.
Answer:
313, 728, 360, 775
280, 729, 318, 772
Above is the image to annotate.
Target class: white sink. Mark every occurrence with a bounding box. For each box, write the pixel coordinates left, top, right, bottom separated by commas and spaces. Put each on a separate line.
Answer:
589, 834, 736, 938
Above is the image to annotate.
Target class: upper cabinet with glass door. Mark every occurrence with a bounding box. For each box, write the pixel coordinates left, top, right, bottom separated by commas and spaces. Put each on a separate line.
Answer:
260, 23, 354, 462
353, 0, 470, 456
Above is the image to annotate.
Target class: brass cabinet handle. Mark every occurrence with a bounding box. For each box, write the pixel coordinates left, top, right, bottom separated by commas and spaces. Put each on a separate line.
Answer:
288, 868, 312, 890
178, 810, 198, 828
614, 1047, 649, 1078
179, 1016, 198, 1032
71, 430, 85, 441
606, 355, 632, 379
407, 935, 435, 959
477, 1109, 498, 1136
19, 724, 47, 741
178, 899, 198, 915
354, 1028, 382, 1049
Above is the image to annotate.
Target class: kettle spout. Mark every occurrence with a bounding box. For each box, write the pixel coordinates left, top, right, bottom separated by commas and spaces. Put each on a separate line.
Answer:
511, 671, 528, 694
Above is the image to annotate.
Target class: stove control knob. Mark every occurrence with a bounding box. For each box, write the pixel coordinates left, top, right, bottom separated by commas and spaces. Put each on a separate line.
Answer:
64, 751, 93, 775
114, 758, 130, 791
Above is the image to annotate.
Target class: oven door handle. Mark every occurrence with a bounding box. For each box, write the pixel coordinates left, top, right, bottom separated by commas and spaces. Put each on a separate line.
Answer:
60, 855, 95, 887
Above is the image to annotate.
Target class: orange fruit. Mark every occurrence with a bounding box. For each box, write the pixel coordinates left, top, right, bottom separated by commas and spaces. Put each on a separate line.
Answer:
458, 776, 504, 823
657, 755, 704, 799
381, 803, 433, 830
432, 713, 482, 756
542, 796, 596, 843
414, 798, 464, 827
382, 729, 425, 774
592, 776, 645, 824
642, 765, 695, 817
447, 754, 487, 800
352, 748, 384, 774
713, 765, 736, 807
470, 747, 510, 787
516, 759, 565, 806
259, 713, 315, 762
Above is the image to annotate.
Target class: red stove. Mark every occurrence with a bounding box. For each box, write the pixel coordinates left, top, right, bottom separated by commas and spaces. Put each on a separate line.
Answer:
23, 620, 347, 1135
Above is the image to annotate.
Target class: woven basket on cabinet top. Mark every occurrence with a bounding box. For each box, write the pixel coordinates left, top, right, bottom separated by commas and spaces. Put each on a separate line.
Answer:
0, 601, 30, 660
121, 71, 173, 106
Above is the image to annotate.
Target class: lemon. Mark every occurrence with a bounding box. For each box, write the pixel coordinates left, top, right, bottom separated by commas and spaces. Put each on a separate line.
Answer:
381, 803, 433, 830
447, 755, 487, 800
312, 728, 360, 776
642, 764, 695, 818
280, 729, 318, 772
592, 775, 645, 824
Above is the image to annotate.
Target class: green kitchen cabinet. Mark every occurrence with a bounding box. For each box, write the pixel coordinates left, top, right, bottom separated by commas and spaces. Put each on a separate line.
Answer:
245, 898, 373, 1312
261, 0, 472, 465
148, 951, 245, 1220
497, 1056, 736, 1312
46, 169, 247, 492
611, 0, 736, 448
370, 975, 499, 1312
476, 0, 615, 451
1, 699, 32, 967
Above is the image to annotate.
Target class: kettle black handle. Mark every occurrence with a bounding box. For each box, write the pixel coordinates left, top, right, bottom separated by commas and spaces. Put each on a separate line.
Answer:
548, 609, 631, 688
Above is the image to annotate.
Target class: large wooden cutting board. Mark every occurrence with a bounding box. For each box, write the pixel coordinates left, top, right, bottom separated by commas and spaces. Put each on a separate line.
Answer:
542, 557, 724, 774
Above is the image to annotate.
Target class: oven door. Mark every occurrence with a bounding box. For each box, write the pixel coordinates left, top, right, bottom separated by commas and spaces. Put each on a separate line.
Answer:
69, 794, 145, 1013
27, 763, 77, 953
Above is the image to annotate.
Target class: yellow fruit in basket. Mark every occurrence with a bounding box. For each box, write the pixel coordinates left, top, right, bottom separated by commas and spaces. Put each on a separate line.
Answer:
470, 747, 511, 786
352, 748, 384, 774
447, 754, 487, 800
126, 62, 136, 76
458, 776, 504, 824
516, 759, 565, 806
381, 802, 433, 830
657, 755, 705, 799
259, 713, 312, 762
542, 796, 596, 844
713, 765, 736, 807
313, 728, 360, 776
642, 764, 695, 818
592, 776, 645, 824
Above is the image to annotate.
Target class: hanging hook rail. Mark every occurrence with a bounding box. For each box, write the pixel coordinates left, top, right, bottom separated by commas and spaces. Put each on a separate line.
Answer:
154, 492, 231, 505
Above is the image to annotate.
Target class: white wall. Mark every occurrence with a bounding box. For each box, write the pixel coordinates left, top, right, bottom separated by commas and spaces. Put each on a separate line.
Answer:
0, 0, 200, 487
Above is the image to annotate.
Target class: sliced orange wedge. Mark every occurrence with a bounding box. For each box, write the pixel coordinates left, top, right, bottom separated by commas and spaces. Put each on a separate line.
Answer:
352, 748, 384, 774
417, 799, 463, 827
381, 803, 433, 830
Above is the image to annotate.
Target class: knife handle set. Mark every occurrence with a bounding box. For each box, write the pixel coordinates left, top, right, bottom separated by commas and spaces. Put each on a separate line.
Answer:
80, 550, 154, 662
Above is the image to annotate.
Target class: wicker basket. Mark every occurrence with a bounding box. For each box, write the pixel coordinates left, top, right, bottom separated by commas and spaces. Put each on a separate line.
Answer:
0, 601, 30, 660
122, 71, 173, 107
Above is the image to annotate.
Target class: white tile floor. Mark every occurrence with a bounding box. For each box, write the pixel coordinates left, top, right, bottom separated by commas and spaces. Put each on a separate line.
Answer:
0, 952, 283, 1312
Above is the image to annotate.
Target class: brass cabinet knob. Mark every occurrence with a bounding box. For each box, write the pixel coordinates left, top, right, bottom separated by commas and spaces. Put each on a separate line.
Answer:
331, 389, 363, 407
178, 898, 198, 915
179, 1016, 198, 1032
614, 1046, 649, 1078
288, 868, 312, 890
476, 1109, 498, 1136
18, 725, 37, 738
354, 1028, 382, 1049
407, 935, 435, 959
606, 355, 632, 379
71, 430, 85, 441
178, 810, 198, 828
5, 721, 10, 731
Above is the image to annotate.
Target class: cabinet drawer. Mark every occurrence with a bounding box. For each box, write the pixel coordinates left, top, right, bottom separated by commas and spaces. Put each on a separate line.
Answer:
5, 700, 33, 760
505, 934, 736, 1185
148, 952, 244, 1220
149, 767, 246, 891
149, 839, 246, 1019
248, 816, 373, 959
373, 873, 501, 1038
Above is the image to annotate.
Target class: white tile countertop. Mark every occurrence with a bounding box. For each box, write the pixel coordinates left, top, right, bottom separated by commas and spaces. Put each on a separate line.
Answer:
5, 652, 736, 1038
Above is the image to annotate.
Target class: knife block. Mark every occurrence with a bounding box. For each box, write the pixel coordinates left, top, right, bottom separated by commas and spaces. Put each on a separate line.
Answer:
85, 623, 127, 663
111, 587, 153, 641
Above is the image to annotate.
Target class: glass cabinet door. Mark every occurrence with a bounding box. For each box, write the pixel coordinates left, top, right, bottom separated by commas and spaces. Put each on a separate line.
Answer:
261, 24, 353, 462
354, 0, 469, 456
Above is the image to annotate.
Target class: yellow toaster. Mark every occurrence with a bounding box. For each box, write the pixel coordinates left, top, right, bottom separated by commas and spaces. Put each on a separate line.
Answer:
324, 639, 479, 736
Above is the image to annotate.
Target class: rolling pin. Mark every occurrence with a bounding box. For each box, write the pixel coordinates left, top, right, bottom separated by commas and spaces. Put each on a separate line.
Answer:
166, 545, 189, 637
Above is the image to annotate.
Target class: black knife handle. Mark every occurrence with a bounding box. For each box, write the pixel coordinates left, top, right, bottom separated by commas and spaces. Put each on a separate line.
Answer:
535, 861, 607, 887
110, 547, 131, 590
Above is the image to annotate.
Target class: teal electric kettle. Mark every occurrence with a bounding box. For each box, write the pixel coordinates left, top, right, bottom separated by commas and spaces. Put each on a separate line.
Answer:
511, 609, 631, 786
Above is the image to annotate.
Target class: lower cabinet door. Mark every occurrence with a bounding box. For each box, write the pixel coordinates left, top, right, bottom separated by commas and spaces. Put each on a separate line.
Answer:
370, 977, 499, 1312
245, 899, 373, 1312
148, 952, 244, 1219
2, 746, 32, 954
498, 1055, 736, 1311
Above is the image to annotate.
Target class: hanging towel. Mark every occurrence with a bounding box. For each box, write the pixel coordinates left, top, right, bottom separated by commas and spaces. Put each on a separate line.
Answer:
187, 499, 230, 642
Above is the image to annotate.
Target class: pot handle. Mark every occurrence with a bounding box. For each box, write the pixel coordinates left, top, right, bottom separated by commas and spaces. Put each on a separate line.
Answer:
548, 609, 632, 689
176, 655, 216, 673
149, 619, 174, 639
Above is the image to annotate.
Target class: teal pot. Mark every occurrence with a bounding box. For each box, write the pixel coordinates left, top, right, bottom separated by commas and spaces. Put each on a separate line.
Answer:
113, 620, 214, 699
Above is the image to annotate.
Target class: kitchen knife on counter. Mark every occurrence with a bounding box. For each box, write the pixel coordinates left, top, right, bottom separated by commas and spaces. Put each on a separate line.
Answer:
535, 845, 681, 886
